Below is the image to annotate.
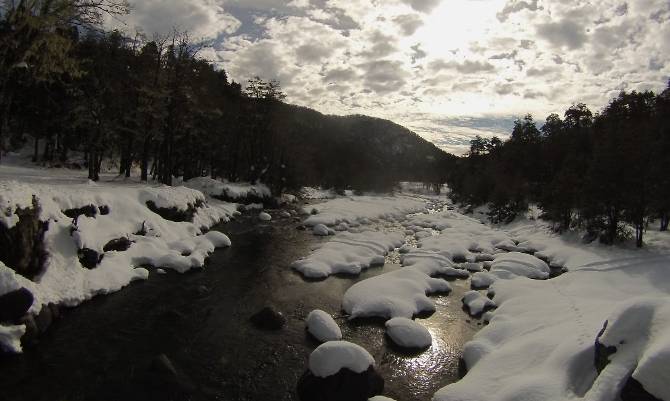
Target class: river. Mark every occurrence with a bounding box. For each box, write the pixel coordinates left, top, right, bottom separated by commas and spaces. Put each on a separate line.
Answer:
0, 212, 483, 401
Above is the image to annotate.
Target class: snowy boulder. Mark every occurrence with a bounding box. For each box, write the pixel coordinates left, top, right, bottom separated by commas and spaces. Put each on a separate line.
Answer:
297, 341, 383, 401
204, 231, 231, 247
292, 232, 403, 279
385, 317, 432, 349
593, 297, 670, 401
470, 272, 497, 289
259, 211, 272, 221
462, 262, 483, 272
250, 306, 287, 330
312, 223, 335, 236
343, 269, 451, 319
368, 397, 397, 401
0, 287, 34, 322
462, 291, 496, 316
490, 252, 550, 279
306, 310, 342, 343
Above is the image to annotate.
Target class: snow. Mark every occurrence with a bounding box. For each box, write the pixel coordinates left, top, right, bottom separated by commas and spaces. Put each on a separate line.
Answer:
258, 211, 272, 221
308, 341, 375, 378
401, 250, 469, 278
385, 317, 432, 348
368, 397, 397, 401
0, 324, 25, 353
312, 223, 334, 236
291, 231, 404, 278
306, 310, 342, 343
490, 252, 550, 279
0, 167, 236, 352
434, 217, 670, 401
462, 290, 496, 316
181, 176, 271, 201
303, 195, 427, 227
342, 268, 451, 319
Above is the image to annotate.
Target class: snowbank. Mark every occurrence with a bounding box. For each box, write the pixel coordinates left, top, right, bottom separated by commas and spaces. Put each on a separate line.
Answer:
0, 180, 235, 352
309, 341, 375, 378
181, 176, 271, 202
291, 231, 404, 278
306, 310, 342, 343
342, 268, 451, 319
434, 237, 670, 401
303, 195, 427, 227
385, 317, 432, 348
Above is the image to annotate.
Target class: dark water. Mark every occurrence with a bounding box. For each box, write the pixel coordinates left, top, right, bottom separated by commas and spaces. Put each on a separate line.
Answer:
0, 215, 481, 401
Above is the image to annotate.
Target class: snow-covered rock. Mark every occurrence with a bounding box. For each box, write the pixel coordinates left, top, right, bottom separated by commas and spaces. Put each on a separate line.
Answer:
0, 180, 236, 352
258, 211, 272, 221
385, 317, 432, 349
292, 231, 403, 278
342, 268, 451, 319
306, 310, 342, 343
308, 341, 375, 378
312, 223, 333, 236
462, 290, 496, 316
490, 252, 549, 279
303, 195, 427, 227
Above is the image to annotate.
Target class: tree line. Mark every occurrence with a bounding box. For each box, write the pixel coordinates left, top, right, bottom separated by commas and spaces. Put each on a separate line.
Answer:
447, 85, 670, 247
0, 0, 451, 194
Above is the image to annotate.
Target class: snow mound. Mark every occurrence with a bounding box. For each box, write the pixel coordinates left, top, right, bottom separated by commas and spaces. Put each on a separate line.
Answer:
434, 241, 670, 401
595, 297, 670, 401
291, 231, 404, 278
410, 211, 515, 262
368, 397, 397, 401
258, 211, 272, 221
342, 268, 451, 319
309, 341, 375, 378
0, 180, 235, 352
401, 251, 469, 278
313, 223, 334, 236
306, 310, 342, 343
385, 317, 432, 348
303, 195, 426, 227
490, 252, 549, 279
462, 290, 496, 316
182, 176, 270, 201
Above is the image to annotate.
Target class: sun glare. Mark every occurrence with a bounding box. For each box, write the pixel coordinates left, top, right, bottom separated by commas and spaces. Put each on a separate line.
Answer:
417, 0, 507, 56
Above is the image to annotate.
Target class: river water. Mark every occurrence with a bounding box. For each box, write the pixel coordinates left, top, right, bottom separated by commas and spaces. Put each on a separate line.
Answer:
0, 212, 483, 401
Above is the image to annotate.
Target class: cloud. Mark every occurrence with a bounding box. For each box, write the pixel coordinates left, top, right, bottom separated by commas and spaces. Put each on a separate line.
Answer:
393, 14, 424, 36
119, 0, 241, 39
400, 0, 441, 13
496, 0, 540, 22
359, 31, 398, 59
429, 59, 496, 74
359, 60, 408, 94
536, 19, 588, 49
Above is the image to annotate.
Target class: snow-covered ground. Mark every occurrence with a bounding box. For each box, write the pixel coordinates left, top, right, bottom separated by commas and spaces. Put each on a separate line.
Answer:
291, 189, 670, 401
434, 218, 670, 401
0, 164, 245, 352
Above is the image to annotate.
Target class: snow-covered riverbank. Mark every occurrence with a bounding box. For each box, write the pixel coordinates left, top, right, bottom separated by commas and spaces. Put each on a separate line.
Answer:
290, 193, 670, 401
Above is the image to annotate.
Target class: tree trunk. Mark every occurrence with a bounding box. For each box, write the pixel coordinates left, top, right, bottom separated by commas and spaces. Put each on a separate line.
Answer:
661, 213, 669, 232
635, 222, 644, 248
32, 136, 39, 162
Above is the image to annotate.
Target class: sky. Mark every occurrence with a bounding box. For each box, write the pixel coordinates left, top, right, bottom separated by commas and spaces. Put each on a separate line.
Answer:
113, 0, 670, 154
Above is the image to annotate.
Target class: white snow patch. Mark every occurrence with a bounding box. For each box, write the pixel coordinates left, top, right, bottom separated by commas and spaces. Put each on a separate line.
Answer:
342, 268, 451, 319
292, 231, 404, 278
462, 290, 496, 316
385, 317, 432, 348
308, 341, 375, 378
303, 195, 426, 228
306, 310, 342, 343
258, 211, 272, 221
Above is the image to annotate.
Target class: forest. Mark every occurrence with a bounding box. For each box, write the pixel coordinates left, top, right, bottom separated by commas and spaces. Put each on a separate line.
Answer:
0, 0, 451, 194
446, 86, 670, 247
1, 1, 668, 248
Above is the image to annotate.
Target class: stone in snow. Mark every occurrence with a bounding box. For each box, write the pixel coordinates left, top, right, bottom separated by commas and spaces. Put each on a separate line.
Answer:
306, 310, 342, 343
